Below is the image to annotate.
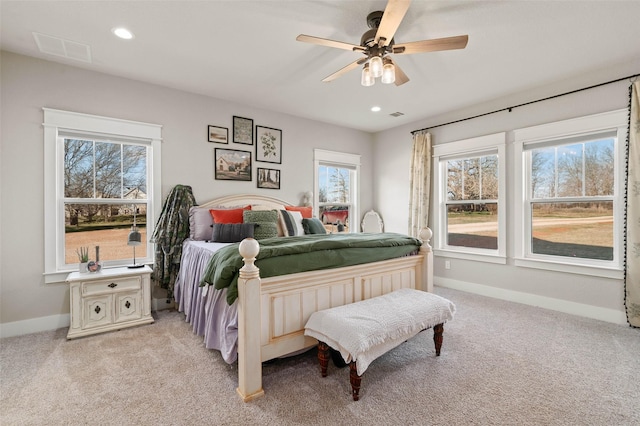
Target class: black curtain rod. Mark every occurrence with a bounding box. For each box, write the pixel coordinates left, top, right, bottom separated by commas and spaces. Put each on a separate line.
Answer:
410, 72, 640, 134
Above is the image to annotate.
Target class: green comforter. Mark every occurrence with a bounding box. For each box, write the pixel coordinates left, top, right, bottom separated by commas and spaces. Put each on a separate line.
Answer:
200, 233, 422, 305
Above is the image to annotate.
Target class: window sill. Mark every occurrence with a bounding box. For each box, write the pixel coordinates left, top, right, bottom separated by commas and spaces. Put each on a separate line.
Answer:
514, 257, 623, 279
434, 249, 507, 264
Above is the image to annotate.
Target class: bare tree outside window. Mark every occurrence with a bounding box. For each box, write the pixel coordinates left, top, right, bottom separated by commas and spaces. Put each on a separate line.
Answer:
63, 138, 148, 264
445, 154, 499, 249
528, 137, 615, 260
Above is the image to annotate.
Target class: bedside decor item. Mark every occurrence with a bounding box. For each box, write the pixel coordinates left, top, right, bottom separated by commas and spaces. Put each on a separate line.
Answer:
257, 167, 280, 189
76, 246, 89, 272
215, 148, 252, 181
87, 245, 102, 273
128, 206, 145, 269
208, 125, 228, 143
255, 126, 282, 164
233, 116, 253, 144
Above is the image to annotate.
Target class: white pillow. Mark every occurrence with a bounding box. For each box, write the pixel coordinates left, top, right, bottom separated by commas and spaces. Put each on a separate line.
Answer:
279, 210, 305, 236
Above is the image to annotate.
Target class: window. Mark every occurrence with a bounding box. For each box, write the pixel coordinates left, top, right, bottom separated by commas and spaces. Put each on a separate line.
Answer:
514, 110, 626, 277
314, 149, 360, 233
433, 133, 506, 263
44, 109, 161, 283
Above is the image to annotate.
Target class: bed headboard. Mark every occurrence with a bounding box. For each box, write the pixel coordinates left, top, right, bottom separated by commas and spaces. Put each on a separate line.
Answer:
199, 194, 296, 209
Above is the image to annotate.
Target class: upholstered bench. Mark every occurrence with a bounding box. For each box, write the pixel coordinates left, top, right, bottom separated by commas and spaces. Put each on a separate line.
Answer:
304, 288, 455, 401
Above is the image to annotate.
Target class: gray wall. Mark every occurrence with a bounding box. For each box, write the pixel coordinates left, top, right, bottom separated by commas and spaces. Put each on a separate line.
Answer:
0, 51, 374, 327
373, 72, 632, 323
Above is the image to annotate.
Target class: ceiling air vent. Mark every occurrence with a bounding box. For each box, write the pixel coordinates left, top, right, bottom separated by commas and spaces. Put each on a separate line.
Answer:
33, 32, 92, 63
389, 112, 405, 117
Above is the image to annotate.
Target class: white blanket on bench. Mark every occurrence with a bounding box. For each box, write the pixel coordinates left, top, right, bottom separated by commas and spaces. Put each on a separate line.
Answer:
304, 288, 456, 375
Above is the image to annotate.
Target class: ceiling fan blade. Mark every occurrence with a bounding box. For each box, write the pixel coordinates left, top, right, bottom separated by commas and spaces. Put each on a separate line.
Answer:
322, 58, 367, 82
296, 34, 363, 52
389, 59, 410, 86
393, 35, 469, 54
375, 0, 411, 47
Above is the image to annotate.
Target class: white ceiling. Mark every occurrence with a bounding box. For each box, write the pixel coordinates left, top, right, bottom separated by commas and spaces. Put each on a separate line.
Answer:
2, 1, 640, 133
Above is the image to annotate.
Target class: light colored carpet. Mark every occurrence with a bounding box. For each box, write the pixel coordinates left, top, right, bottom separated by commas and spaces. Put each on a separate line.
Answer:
1, 287, 639, 425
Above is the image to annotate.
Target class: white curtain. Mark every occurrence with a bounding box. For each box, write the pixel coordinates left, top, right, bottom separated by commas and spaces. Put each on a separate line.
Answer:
408, 131, 432, 237
626, 81, 640, 328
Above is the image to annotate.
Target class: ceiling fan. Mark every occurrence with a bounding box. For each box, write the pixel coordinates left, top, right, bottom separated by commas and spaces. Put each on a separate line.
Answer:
296, 0, 468, 86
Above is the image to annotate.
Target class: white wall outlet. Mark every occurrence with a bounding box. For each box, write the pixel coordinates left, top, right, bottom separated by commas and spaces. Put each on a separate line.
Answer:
445, 260, 451, 270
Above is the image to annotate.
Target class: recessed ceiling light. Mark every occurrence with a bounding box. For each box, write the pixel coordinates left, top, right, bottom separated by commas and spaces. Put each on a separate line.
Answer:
112, 27, 134, 40
371, 106, 381, 112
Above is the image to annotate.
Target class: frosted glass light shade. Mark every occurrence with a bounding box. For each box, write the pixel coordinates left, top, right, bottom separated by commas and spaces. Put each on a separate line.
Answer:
381, 62, 396, 84
369, 56, 383, 78
361, 64, 375, 86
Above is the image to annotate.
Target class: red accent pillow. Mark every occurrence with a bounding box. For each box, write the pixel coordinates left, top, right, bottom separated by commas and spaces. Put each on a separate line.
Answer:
285, 205, 313, 219
209, 206, 251, 224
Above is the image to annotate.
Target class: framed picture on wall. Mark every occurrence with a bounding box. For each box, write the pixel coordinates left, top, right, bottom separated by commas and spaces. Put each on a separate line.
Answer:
255, 125, 282, 164
208, 125, 228, 143
233, 116, 253, 144
257, 167, 280, 189
214, 148, 252, 181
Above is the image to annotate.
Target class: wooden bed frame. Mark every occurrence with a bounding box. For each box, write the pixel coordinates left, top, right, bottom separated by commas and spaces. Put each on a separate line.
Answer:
197, 194, 433, 401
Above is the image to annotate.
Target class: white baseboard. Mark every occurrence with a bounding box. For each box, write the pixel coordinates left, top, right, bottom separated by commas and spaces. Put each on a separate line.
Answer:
0, 314, 70, 339
1, 297, 174, 339
436, 277, 627, 325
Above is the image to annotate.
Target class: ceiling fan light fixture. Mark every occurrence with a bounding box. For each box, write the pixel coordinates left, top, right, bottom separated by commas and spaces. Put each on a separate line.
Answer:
381, 60, 396, 84
369, 55, 383, 78
361, 63, 375, 86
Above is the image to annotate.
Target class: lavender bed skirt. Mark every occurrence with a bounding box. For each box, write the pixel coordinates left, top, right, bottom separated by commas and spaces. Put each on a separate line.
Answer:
173, 240, 239, 363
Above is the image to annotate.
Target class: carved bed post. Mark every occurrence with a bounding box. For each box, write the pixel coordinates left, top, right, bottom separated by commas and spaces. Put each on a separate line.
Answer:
418, 227, 434, 293
236, 238, 265, 402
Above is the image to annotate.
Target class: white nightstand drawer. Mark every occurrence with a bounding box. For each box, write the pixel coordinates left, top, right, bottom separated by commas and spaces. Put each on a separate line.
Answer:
82, 276, 141, 296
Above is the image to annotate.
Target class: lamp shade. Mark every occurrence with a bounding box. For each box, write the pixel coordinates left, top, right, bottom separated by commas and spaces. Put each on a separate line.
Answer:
381, 60, 396, 84
369, 56, 383, 78
361, 63, 374, 86
128, 226, 142, 246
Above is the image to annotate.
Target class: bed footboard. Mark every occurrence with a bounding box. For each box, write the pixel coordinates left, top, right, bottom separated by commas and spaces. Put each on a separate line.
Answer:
235, 228, 433, 402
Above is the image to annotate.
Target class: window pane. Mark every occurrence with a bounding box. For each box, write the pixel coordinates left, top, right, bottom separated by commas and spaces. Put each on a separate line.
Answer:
557, 143, 583, 197
123, 145, 147, 199
64, 203, 147, 265
64, 139, 94, 198
530, 138, 614, 199
584, 139, 614, 196
531, 202, 613, 260
95, 141, 122, 198
447, 154, 497, 200
318, 165, 351, 203
446, 203, 498, 249
319, 204, 350, 231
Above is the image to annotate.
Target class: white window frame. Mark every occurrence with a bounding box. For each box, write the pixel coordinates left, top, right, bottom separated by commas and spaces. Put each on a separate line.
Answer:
433, 133, 506, 264
513, 109, 626, 278
313, 149, 360, 233
43, 108, 162, 284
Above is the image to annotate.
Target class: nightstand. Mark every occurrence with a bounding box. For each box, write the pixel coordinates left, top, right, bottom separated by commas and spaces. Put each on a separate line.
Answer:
66, 266, 154, 339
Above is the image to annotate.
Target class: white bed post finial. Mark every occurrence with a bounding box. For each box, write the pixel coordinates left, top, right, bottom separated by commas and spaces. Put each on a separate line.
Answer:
418, 227, 434, 293
236, 238, 265, 402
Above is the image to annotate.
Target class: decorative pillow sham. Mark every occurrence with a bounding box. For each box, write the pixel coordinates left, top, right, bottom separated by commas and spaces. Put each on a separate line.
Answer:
279, 210, 305, 236
243, 210, 278, 240
302, 218, 327, 234
189, 206, 215, 241
284, 205, 313, 219
252, 204, 286, 237
209, 206, 251, 224
211, 223, 255, 243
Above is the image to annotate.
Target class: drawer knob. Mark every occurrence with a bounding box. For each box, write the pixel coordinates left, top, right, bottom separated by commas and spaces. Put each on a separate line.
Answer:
108, 283, 118, 288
